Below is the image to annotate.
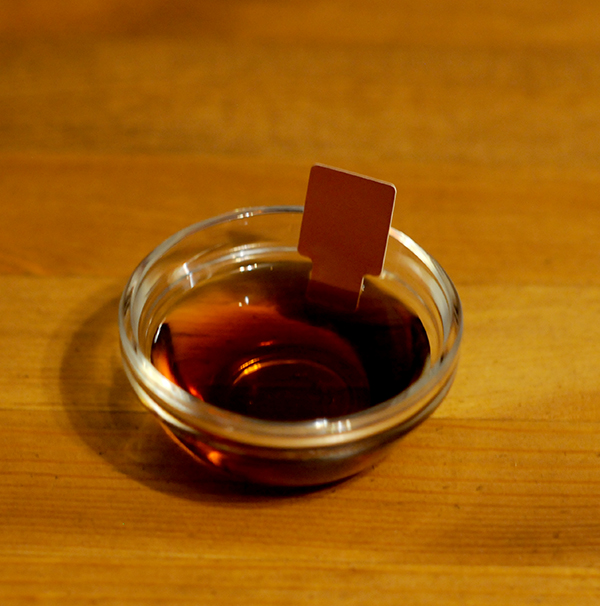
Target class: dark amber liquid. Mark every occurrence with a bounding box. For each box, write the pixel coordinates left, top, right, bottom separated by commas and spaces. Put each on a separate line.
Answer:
151, 261, 430, 422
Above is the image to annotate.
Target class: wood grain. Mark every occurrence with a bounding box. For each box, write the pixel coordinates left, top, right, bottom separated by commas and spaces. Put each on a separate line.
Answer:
1, 1, 600, 604
1, 155, 599, 285
2, 0, 600, 48
2, 38, 600, 169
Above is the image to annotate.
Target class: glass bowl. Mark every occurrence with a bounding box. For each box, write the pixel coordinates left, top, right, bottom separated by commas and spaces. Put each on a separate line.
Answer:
118, 206, 462, 487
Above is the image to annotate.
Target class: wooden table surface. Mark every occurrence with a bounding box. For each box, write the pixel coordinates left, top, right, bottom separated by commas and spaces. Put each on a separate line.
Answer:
2, 1, 600, 604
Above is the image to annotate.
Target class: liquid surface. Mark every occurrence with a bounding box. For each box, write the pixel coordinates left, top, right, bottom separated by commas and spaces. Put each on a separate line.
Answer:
151, 261, 430, 421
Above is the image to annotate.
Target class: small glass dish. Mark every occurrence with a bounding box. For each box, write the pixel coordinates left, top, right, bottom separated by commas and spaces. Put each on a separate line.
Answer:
118, 206, 462, 487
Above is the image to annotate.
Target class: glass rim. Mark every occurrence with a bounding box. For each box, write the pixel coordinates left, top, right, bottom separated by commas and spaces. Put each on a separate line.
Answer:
118, 205, 463, 450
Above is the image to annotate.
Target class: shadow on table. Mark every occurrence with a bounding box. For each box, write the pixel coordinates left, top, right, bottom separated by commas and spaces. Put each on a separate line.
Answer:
59, 286, 339, 505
